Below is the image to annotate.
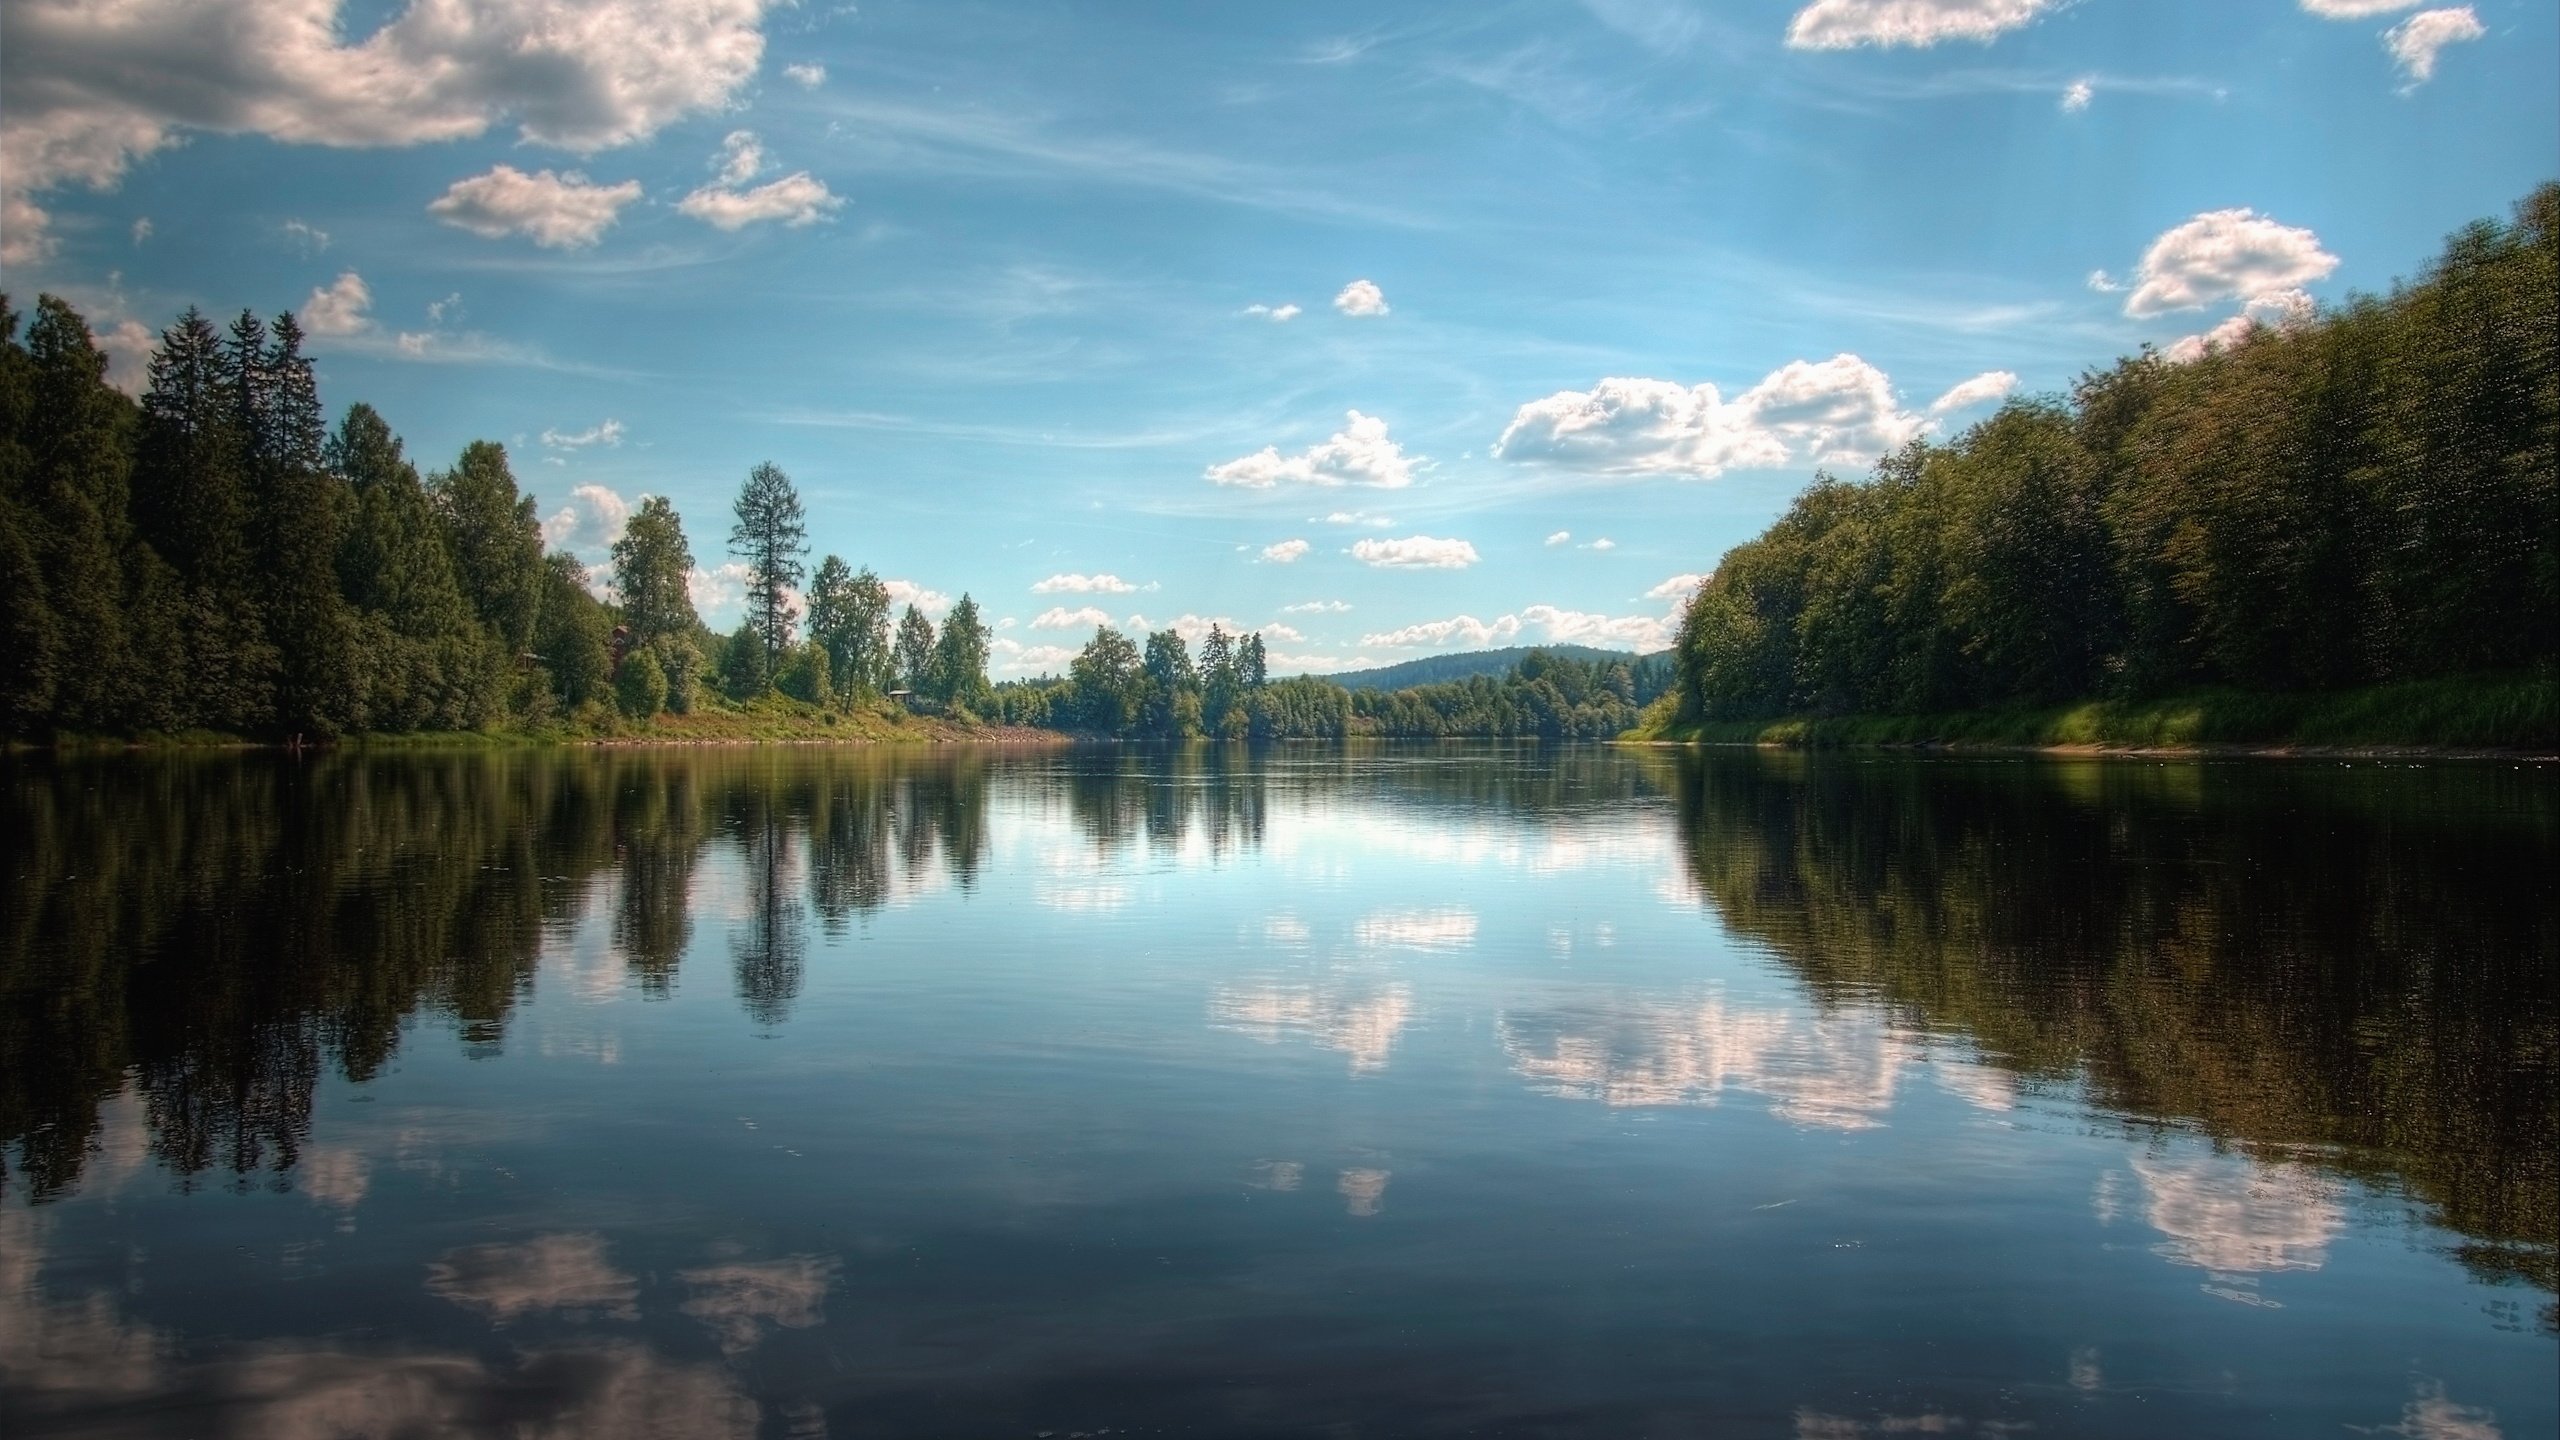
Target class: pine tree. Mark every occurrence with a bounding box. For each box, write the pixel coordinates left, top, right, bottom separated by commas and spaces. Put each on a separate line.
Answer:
728, 462, 807, 676
256, 311, 356, 734
330, 404, 498, 730
138, 307, 270, 730
0, 298, 63, 733
23, 296, 141, 730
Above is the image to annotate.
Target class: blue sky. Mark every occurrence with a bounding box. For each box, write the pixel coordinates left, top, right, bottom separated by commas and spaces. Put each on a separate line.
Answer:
5, 0, 2553, 674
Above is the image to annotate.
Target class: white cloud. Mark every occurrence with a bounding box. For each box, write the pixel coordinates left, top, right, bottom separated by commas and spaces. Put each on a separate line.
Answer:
1281, 599, 1352, 613
426, 293, 462, 325
1317, 510, 1395, 527
2386, 8, 2483, 86
1243, 302, 1303, 322
1927, 369, 2018, 415
130, 216, 151, 244
2162, 288, 2317, 364
2122, 208, 2338, 318
1332, 279, 1390, 316
1031, 572, 1139, 594
543, 484, 632, 552
1545, 530, 1572, 547
94, 317, 154, 395
1646, 572, 1709, 606
2300, 0, 2421, 16
1261, 538, 1312, 563
2061, 78, 2094, 112
678, 170, 842, 230
883, 579, 951, 618
2087, 269, 2122, 293
299, 270, 373, 336
1261, 622, 1306, 643
991, 638, 1076, 676
1, 0, 774, 262
1032, 605, 1114, 631
782, 61, 827, 87
1786, 0, 2054, 50
283, 218, 330, 252
1206, 410, 1418, 489
689, 561, 754, 618
1351, 535, 1479, 570
429, 165, 643, 248
1496, 354, 1924, 479
713, 129, 765, 186
1585, 537, 1616, 551
1362, 604, 1674, 652
541, 419, 625, 450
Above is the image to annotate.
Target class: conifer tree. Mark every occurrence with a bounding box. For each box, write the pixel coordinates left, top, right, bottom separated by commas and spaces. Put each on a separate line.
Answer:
929, 594, 990, 706
432, 440, 544, 658
24, 297, 141, 730
729, 462, 807, 677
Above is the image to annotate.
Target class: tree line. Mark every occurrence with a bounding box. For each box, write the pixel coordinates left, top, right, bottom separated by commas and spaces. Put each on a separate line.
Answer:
1670, 183, 2557, 726
987, 627, 1667, 739
0, 294, 1000, 738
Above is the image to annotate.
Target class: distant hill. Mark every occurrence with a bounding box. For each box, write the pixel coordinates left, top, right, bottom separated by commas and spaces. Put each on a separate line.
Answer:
1319, 645, 1654, 691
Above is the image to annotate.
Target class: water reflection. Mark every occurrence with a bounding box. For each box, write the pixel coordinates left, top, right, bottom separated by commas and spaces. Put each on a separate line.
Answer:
0, 744, 2551, 1436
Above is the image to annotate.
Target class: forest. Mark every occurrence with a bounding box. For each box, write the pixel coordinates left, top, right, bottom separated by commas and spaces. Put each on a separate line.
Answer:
0, 294, 1663, 746
1665, 183, 2557, 742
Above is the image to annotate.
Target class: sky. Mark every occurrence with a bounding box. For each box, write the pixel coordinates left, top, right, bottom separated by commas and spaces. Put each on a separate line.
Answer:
4, 0, 2554, 677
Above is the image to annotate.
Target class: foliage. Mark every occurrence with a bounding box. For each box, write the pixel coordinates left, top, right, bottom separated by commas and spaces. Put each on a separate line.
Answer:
612, 495, 701, 646
1671, 185, 2560, 730
615, 645, 669, 718
728, 461, 807, 677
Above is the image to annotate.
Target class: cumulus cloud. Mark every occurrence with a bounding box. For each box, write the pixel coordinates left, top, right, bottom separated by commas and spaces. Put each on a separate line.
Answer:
2300, 0, 2421, 16
299, 271, 373, 336
1, 0, 774, 262
1927, 369, 2018, 415
1786, 0, 2055, 50
2386, 8, 2483, 85
429, 165, 643, 248
1333, 279, 1390, 316
883, 579, 951, 618
2122, 208, 2338, 318
1496, 354, 1924, 479
541, 483, 632, 551
2061, 78, 2094, 112
2162, 288, 2317, 364
1646, 572, 1709, 606
1351, 535, 1478, 569
1032, 605, 1113, 630
94, 318, 155, 394
678, 170, 842, 230
1317, 510, 1394, 527
542, 419, 625, 450
712, 129, 765, 186
1262, 538, 1312, 563
1546, 530, 1572, 546
1243, 302, 1303, 322
1585, 537, 1616, 551
1282, 599, 1352, 613
992, 638, 1077, 676
782, 61, 827, 87
1363, 604, 1676, 652
1031, 572, 1139, 594
1206, 410, 1418, 489
689, 560, 755, 618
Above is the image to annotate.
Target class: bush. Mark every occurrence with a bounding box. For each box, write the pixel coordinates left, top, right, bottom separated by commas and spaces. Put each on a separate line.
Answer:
616, 647, 668, 718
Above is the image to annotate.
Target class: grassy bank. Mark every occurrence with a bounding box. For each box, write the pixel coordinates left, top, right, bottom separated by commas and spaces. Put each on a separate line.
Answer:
26, 694, 1069, 751
1628, 671, 2559, 753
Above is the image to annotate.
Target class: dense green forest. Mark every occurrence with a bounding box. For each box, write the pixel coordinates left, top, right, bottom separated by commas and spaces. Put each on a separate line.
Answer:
1324, 645, 1663, 691
1664, 183, 2558, 740
990, 636, 1663, 739
0, 292, 1028, 741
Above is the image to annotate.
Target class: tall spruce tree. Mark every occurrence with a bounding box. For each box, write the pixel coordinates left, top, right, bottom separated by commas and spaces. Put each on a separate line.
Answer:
728, 462, 807, 677
255, 311, 356, 734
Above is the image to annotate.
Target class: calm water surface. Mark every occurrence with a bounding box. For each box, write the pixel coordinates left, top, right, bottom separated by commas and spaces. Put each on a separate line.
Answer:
2, 744, 2552, 1438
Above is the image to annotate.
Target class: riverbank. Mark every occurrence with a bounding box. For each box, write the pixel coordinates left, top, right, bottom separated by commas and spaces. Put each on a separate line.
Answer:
1626, 671, 2559, 757
22, 694, 1072, 751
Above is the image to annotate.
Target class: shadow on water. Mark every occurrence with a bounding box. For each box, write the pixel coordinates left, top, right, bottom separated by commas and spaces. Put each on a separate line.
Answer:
2, 743, 2553, 1350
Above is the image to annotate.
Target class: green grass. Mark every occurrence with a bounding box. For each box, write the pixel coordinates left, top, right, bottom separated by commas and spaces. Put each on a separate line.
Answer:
20, 693, 1063, 752
1629, 671, 2559, 753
